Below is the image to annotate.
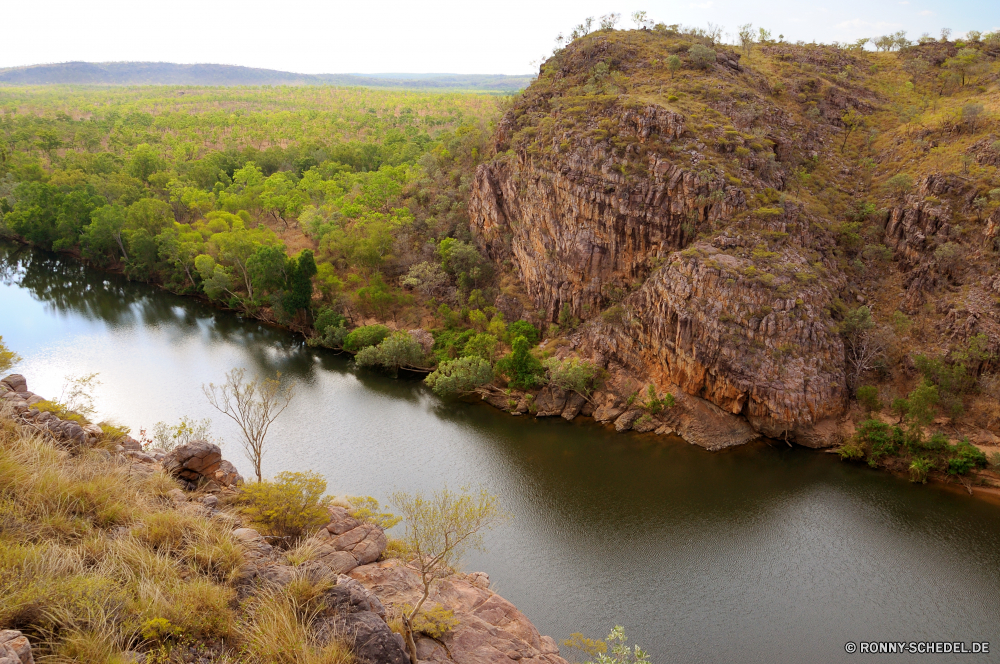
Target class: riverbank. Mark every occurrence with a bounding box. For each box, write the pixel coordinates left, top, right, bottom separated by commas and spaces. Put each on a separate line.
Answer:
0, 372, 569, 664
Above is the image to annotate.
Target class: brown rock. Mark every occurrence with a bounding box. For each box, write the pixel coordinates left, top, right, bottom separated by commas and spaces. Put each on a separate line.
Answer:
561, 392, 586, 420
349, 560, 568, 664
162, 440, 222, 484
332, 524, 387, 565
325, 506, 362, 535
0, 630, 33, 664
0, 375, 27, 393
534, 385, 567, 417
614, 410, 643, 432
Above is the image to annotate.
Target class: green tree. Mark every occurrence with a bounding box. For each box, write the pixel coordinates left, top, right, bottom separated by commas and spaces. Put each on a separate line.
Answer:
544, 357, 600, 397
355, 331, 425, 374
885, 173, 914, 200
943, 48, 981, 86
462, 333, 499, 365
666, 55, 682, 79
425, 357, 494, 397
81, 204, 129, 264
282, 250, 317, 321
495, 336, 545, 390
128, 144, 165, 183
688, 44, 717, 69
247, 245, 289, 300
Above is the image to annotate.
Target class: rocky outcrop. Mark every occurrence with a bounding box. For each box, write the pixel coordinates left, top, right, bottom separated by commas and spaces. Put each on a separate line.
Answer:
0, 631, 33, 664
470, 152, 745, 322
350, 559, 568, 664
162, 440, 242, 490
1, 374, 102, 447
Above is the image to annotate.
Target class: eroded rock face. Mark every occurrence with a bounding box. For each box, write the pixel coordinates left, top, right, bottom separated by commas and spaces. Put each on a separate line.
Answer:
349, 559, 569, 664
470, 151, 745, 322
582, 238, 847, 439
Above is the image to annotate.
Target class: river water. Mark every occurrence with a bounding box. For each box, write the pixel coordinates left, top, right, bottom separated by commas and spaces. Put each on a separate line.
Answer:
2, 242, 1000, 663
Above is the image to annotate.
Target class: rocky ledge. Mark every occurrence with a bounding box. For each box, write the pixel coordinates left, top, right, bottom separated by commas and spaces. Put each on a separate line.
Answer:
234, 507, 569, 664
1, 374, 565, 664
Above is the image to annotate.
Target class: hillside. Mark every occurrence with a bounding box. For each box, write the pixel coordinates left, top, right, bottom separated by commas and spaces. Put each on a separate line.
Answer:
469, 26, 1000, 458
0, 62, 532, 91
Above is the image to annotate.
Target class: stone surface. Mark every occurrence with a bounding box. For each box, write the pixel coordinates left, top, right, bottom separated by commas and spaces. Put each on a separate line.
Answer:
614, 410, 643, 432
560, 392, 586, 421
316, 611, 408, 664
0, 631, 33, 664
533, 384, 567, 417
350, 560, 568, 664
0, 375, 27, 393
331, 524, 388, 565
162, 440, 223, 485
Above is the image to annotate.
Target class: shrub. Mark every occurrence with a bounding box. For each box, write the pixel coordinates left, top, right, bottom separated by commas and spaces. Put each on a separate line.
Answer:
688, 44, 717, 69
408, 604, 458, 638
347, 496, 401, 529
856, 385, 881, 413
947, 440, 987, 475
343, 324, 390, 352
838, 441, 865, 461
495, 336, 545, 390
909, 457, 934, 483
237, 471, 330, 546
0, 335, 21, 373
425, 356, 494, 397
885, 173, 914, 199
643, 384, 675, 414
355, 332, 425, 373
988, 451, 1000, 468
855, 419, 900, 466
543, 357, 600, 397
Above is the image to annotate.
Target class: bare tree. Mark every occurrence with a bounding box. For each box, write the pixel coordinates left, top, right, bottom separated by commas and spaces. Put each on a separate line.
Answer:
203, 368, 294, 482
390, 487, 504, 664
840, 307, 886, 389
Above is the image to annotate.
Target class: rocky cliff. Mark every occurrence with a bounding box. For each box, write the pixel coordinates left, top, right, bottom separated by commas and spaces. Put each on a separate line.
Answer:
470, 28, 1000, 447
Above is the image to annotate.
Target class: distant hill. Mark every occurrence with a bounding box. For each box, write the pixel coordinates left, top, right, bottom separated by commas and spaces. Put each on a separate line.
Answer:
0, 62, 532, 92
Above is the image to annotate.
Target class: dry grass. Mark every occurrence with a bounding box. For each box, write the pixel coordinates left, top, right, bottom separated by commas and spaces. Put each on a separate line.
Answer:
0, 403, 353, 662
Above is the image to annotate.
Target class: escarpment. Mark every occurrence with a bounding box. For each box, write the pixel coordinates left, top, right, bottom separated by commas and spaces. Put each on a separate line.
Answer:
470, 32, 855, 442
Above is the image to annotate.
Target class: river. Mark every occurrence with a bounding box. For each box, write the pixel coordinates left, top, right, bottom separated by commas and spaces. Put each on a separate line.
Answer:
2, 242, 999, 663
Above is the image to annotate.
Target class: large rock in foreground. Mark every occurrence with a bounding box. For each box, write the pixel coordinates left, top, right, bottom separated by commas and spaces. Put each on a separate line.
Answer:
162, 440, 242, 489
350, 559, 568, 664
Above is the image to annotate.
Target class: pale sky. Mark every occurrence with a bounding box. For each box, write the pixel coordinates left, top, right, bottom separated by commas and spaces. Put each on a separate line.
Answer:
1, 0, 997, 75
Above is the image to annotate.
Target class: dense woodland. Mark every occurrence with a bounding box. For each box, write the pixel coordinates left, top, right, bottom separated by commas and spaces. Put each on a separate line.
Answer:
0, 87, 530, 365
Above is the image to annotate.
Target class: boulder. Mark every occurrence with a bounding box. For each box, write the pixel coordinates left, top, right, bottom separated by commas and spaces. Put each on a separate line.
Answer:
350, 560, 569, 664
614, 410, 643, 432
316, 611, 408, 664
325, 506, 362, 535
0, 631, 33, 664
212, 460, 243, 488
561, 392, 586, 421
162, 440, 222, 485
331, 524, 387, 565
534, 385, 567, 417
0, 375, 27, 393
592, 393, 624, 423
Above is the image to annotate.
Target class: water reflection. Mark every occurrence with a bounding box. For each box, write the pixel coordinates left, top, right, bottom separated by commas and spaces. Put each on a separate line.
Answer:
3, 241, 1000, 664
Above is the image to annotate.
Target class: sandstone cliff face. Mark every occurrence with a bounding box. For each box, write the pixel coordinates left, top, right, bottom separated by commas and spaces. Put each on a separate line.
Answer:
470, 115, 847, 440
470, 109, 745, 322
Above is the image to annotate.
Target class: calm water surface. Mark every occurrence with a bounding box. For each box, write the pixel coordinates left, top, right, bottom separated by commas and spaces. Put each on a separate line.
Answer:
2, 243, 1000, 663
